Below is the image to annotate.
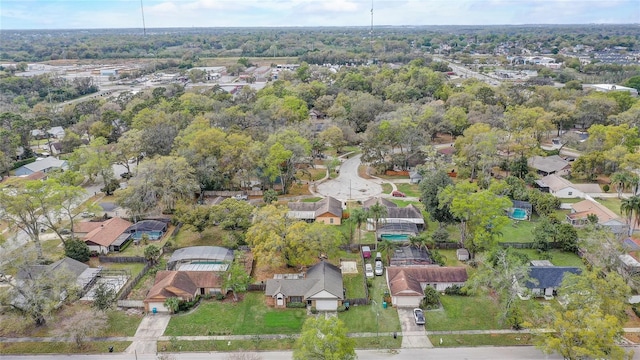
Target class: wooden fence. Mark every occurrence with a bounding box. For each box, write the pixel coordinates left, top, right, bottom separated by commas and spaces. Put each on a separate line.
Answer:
248, 283, 267, 292
118, 262, 154, 301
117, 300, 144, 308
99, 256, 146, 263
344, 298, 368, 306
434, 242, 462, 250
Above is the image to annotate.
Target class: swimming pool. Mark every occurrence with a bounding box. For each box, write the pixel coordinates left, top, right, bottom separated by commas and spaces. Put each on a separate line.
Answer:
510, 208, 527, 220
131, 231, 163, 240
380, 234, 410, 242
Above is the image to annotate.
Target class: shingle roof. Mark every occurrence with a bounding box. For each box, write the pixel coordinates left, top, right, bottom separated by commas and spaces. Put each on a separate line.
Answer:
145, 271, 199, 302
526, 266, 581, 289
387, 205, 423, 219
362, 197, 397, 210
22, 157, 67, 173
265, 261, 344, 300
528, 155, 570, 174
387, 266, 468, 297
287, 196, 342, 219
83, 217, 133, 247
537, 174, 574, 192
569, 199, 619, 223
17, 257, 89, 282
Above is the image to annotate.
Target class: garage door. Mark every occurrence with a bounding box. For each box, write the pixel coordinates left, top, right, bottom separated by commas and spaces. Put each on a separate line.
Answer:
315, 300, 337, 311
148, 302, 169, 313
393, 296, 422, 308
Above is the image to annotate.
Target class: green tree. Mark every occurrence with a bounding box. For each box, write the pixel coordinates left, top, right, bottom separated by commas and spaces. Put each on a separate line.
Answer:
174, 203, 212, 237
263, 189, 278, 204
376, 238, 398, 265
144, 245, 161, 264
368, 203, 387, 232
92, 282, 117, 312
64, 239, 90, 262
293, 316, 355, 360
210, 198, 254, 231
348, 207, 369, 243
621, 195, 640, 236
611, 171, 633, 199
164, 297, 180, 314
536, 270, 632, 360
421, 286, 440, 308
223, 253, 252, 301
439, 181, 512, 258
419, 170, 454, 223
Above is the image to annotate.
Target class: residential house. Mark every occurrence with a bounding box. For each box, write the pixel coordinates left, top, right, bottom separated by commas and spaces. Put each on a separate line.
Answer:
362, 197, 397, 211
126, 219, 169, 243
144, 271, 222, 313
287, 196, 343, 225
15, 257, 100, 301
409, 170, 423, 184
524, 265, 581, 298
80, 217, 133, 254
528, 155, 571, 176
15, 157, 68, 176
265, 261, 344, 311
567, 199, 628, 235
368, 204, 425, 232
534, 174, 601, 198
386, 266, 468, 307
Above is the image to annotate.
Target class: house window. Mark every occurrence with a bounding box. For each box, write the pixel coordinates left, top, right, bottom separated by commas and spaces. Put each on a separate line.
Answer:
330, 218, 334, 224
568, 192, 572, 196
290, 296, 303, 303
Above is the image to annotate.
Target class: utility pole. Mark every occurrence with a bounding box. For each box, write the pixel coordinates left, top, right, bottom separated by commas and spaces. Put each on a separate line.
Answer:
140, 0, 147, 36
370, 0, 374, 55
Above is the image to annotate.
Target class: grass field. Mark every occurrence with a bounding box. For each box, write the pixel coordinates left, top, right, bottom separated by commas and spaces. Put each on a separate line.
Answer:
339, 275, 401, 333
164, 292, 306, 336
343, 274, 367, 299
425, 295, 506, 331
396, 183, 421, 197
511, 249, 584, 267
381, 183, 393, 194
499, 219, 537, 243
430, 333, 533, 347
593, 197, 623, 216
301, 197, 323, 202
0, 341, 131, 354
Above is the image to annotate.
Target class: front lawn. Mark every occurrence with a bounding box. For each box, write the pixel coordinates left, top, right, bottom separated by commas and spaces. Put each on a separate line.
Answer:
396, 183, 421, 198
425, 295, 505, 331
430, 333, 533, 347
164, 292, 306, 336
0, 341, 131, 355
381, 183, 393, 194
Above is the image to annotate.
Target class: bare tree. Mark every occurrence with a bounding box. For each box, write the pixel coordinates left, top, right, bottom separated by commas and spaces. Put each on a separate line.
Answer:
54, 309, 108, 348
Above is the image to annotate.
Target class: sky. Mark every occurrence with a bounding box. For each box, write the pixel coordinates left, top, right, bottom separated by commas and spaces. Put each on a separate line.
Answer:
0, 0, 638, 30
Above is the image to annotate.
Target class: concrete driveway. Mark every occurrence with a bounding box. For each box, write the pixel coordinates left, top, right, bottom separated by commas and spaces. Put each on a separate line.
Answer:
125, 314, 171, 354
397, 308, 433, 348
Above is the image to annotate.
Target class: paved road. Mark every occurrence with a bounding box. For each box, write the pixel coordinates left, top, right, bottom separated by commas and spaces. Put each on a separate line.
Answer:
0, 347, 576, 360
316, 154, 382, 202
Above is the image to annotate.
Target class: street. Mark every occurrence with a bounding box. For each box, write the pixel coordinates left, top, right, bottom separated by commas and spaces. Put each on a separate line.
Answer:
316, 154, 383, 202
0, 346, 577, 360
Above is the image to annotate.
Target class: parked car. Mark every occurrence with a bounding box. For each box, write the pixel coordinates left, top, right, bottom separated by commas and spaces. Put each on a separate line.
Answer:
362, 246, 371, 259
392, 190, 406, 197
365, 263, 374, 278
375, 260, 383, 276
413, 308, 425, 325
81, 211, 95, 218
375, 252, 382, 261
234, 194, 248, 200
59, 228, 71, 235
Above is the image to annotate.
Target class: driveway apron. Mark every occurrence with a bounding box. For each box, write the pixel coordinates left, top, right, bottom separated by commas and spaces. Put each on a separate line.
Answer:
397, 308, 433, 348
125, 313, 171, 354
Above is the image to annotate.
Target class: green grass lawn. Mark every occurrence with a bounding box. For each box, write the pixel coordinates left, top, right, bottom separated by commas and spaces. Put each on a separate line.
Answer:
340, 274, 401, 333
164, 292, 306, 336
425, 295, 505, 331
381, 183, 393, 194
430, 333, 533, 347
301, 197, 323, 202
511, 249, 584, 267
344, 274, 366, 299
593, 197, 623, 216
499, 219, 537, 243
0, 341, 131, 354
396, 183, 421, 197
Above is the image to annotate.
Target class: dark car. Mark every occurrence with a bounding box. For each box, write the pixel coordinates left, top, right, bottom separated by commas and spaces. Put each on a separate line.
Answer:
413, 308, 425, 325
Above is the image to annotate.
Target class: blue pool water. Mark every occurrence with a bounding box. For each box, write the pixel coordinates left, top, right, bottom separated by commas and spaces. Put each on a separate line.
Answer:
380, 234, 410, 242
510, 208, 527, 220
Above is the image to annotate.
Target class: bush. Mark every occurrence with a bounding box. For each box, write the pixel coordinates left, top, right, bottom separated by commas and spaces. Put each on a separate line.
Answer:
12, 157, 36, 170
444, 285, 467, 296
215, 293, 225, 301
337, 305, 347, 312
603, 184, 610, 192
65, 239, 90, 262
632, 304, 640, 318
421, 286, 440, 309
310, 307, 318, 314
286, 302, 307, 308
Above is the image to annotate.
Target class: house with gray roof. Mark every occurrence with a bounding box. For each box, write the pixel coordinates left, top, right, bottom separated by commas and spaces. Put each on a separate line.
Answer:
367, 204, 425, 232
15, 157, 68, 176
524, 266, 581, 298
528, 155, 571, 176
265, 261, 344, 311
287, 196, 343, 225
534, 174, 602, 198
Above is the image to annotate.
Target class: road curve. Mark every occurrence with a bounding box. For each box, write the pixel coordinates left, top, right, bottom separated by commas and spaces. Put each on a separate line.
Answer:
315, 154, 382, 202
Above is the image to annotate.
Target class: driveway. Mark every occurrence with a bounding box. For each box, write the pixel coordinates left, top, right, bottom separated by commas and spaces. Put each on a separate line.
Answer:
397, 308, 433, 348
125, 314, 171, 354
315, 154, 382, 202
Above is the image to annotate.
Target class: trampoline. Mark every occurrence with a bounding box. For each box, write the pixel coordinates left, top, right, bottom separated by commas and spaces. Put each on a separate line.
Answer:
510, 208, 528, 220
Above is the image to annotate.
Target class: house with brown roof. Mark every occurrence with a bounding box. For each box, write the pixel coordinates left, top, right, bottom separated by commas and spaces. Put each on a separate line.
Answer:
144, 270, 222, 313
386, 266, 468, 307
287, 196, 343, 225
82, 217, 133, 254
567, 199, 628, 235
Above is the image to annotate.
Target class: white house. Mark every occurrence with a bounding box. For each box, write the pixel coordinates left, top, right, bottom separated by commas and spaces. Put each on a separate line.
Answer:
14, 157, 68, 176
534, 174, 601, 198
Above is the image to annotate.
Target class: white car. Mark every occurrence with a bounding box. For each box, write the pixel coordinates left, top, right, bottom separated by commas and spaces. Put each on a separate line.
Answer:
413, 308, 425, 325
365, 263, 374, 278
374, 260, 383, 276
